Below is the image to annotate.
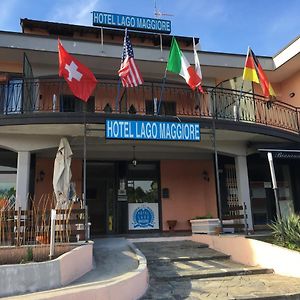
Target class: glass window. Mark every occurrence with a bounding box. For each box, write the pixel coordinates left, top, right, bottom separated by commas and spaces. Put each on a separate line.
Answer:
145, 100, 176, 116
276, 164, 295, 218
127, 180, 158, 203
127, 162, 159, 204
0, 171, 16, 209
4, 79, 22, 114
60, 95, 95, 112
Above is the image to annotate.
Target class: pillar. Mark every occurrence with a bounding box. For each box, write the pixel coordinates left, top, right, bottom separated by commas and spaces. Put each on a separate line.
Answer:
235, 155, 253, 231
15, 151, 31, 210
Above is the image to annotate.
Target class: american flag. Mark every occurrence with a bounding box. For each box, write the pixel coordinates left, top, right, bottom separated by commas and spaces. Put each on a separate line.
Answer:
118, 28, 143, 87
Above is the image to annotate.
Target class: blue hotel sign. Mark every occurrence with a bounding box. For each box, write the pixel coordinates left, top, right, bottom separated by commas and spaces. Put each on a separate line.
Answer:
93, 11, 171, 34
106, 120, 200, 142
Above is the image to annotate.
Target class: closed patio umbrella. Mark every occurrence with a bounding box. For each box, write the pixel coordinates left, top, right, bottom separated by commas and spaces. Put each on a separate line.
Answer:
53, 137, 73, 209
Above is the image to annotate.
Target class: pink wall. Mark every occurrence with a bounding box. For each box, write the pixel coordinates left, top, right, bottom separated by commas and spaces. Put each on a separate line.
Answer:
35, 158, 82, 209
60, 242, 94, 285
253, 70, 300, 107
275, 70, 300, 107
13, 243, 149, 300
193, 234, 300, 278
160, 160, 217, 231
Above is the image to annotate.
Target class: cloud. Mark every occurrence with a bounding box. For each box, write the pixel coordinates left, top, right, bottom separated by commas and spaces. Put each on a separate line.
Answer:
47, 0, 110, 25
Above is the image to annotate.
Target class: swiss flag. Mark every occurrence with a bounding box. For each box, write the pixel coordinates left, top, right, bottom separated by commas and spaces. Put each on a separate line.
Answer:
58, 40, 97, 102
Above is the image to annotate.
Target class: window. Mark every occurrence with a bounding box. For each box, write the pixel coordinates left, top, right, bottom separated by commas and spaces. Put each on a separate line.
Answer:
60, 95, 95, 112
0, 166, 17, 209
128, 180, 158, 203
217, 77, 255, 121
3, 79, 22, 114
145, 100, 176, 116
127, 163, 159, 204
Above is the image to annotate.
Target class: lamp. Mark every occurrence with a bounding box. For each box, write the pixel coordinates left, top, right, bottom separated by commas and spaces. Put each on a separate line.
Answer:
202, 170, 209, 182
289, 92, 295, 98
36, 170, 45, 182
132, 145, 137, 167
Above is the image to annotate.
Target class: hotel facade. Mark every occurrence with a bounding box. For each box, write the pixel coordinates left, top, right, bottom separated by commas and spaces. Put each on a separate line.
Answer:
1, 15, 300, 235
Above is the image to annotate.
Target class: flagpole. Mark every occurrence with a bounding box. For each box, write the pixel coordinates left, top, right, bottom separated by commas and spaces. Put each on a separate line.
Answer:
237, 46, 249, 121
212, 89, 223, 229
240, 46, 250, 96
100, 27, 104, 54
115, 79, 121, 112
83, 105, 88, 240
157, 68, 167, 115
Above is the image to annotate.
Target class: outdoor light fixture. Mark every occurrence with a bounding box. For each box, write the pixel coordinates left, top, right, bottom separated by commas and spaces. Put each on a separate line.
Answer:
202, 170, 209, 182
36, 170, 45, 182
289, 92, 295, 98
132, 145, 137, 167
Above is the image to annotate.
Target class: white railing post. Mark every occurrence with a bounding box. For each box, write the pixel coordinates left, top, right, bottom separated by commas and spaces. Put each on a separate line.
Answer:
49, 209, 56, 260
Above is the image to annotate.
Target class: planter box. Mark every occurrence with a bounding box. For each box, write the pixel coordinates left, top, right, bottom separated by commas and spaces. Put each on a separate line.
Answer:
190, 219, 220, 234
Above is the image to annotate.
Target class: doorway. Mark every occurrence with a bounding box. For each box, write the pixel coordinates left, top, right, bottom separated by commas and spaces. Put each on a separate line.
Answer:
86, 162, 116, 235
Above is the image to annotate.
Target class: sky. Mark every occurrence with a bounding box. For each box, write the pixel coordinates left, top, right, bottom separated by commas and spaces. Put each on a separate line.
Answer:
0, 0, 299, 57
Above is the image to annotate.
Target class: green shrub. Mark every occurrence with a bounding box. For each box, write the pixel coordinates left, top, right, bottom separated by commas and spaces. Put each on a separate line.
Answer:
192, 213, 213, 220
20, 247, 33, 264
269, 214, 300, 250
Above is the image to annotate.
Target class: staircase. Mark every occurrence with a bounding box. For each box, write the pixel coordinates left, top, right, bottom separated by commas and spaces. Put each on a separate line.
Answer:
135, 240, 300, 299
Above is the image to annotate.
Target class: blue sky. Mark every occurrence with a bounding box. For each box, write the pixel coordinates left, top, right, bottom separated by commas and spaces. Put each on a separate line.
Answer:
0, 0, 299, 56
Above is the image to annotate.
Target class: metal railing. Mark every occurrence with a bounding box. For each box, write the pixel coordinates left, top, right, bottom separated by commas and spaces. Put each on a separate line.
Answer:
0, 78, 299, 134
0, 206, 86, 246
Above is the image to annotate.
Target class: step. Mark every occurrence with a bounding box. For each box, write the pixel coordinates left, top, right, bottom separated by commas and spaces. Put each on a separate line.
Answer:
148, 258, 273, 281
134, 240, 227, 262
147, 254, 230, 264
153, 267, 274, 281
134, 240, 209, 251
141, 274, 300, 300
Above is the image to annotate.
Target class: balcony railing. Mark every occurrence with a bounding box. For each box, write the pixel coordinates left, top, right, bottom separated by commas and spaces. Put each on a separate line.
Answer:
0, 78, 299, 134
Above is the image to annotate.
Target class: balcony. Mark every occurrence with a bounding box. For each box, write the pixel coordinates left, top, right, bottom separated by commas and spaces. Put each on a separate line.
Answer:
0, 78, 299, 136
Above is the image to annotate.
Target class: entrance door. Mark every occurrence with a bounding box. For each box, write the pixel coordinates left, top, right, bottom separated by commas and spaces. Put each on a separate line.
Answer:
265, 188, 277, 223
86, 163, 115, 235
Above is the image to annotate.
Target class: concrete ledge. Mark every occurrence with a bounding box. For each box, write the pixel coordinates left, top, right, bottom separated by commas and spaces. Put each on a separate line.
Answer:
192, 234, 300, 278
4, 240, 148, 300
60, 242, 93, 285
0, 242, 93, 298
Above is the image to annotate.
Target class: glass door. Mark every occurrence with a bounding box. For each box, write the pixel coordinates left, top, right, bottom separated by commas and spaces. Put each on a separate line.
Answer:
127, 162, 160, 231
86, 162, 116, 235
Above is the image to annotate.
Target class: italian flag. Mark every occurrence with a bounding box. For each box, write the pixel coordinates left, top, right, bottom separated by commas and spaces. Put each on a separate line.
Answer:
167, 37, 201, 90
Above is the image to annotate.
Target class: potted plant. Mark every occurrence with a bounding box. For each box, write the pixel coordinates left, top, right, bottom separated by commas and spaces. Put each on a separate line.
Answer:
190, 214, 221, 234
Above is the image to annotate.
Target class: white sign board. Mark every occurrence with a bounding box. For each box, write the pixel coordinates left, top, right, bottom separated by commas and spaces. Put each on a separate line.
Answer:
128, 203, 159, 230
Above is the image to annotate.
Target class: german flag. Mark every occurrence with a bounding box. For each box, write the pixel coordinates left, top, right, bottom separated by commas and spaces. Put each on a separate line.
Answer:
243, 48, 276, 98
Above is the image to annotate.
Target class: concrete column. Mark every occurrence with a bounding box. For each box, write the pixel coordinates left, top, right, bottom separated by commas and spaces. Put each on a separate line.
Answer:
16, 151, 31, 210
235, 155, 253, 231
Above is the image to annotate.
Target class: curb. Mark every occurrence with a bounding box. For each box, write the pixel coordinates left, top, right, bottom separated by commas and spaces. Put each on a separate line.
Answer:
4, 240, 149, 300
154, 268, 274, 281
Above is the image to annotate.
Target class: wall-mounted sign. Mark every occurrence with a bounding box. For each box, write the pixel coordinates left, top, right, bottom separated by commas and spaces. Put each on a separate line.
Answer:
106, 120, 200, 141
93, 11, 171, 34
259, 149, 300, 160
128, 203, 159, 230
273, 151, 300, 159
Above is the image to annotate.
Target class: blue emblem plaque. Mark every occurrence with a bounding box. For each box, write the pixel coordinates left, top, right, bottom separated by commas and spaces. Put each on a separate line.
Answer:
133, 205, 155, 229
